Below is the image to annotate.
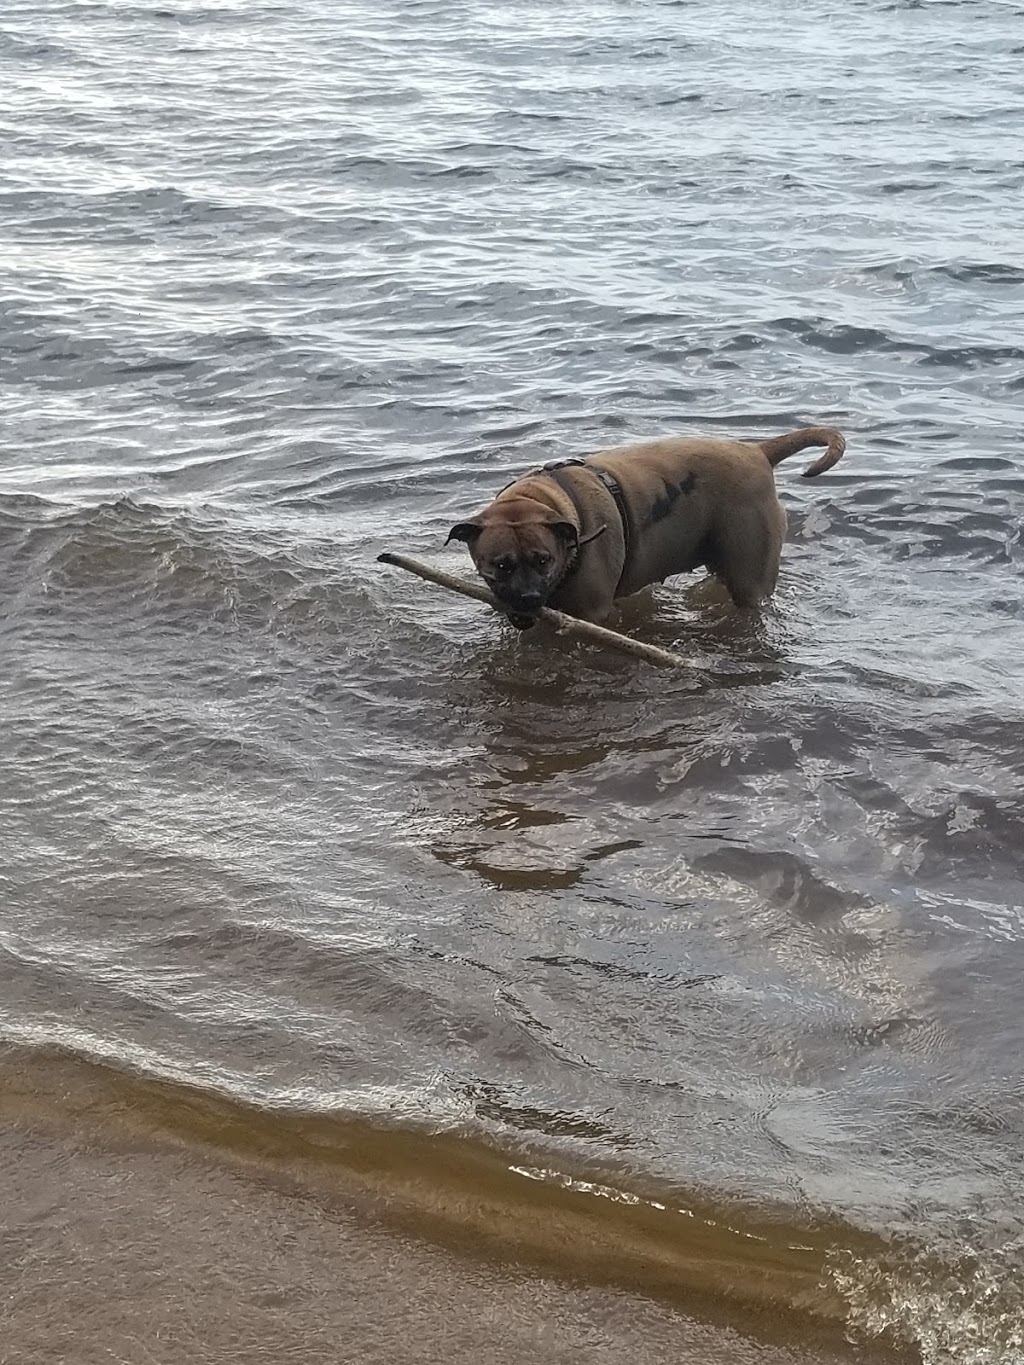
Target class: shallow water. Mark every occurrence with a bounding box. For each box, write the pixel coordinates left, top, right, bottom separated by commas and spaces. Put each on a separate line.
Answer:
2, 0, 1024, 1360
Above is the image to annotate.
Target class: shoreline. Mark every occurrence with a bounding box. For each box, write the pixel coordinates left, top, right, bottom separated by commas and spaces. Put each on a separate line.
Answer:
0, 1047, 908, 1365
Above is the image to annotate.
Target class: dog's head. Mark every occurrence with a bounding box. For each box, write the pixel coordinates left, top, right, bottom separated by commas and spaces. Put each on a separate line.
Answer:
446, 498, 580, 617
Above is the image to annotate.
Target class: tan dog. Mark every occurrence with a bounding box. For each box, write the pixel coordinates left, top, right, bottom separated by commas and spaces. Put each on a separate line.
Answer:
446, 426, 845, 627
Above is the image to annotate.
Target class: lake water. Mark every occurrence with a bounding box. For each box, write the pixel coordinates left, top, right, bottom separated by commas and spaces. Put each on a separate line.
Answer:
2, 1, 1024, 1362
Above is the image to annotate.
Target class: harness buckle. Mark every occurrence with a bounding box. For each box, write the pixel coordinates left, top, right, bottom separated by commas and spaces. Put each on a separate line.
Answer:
540, 456, 588, 472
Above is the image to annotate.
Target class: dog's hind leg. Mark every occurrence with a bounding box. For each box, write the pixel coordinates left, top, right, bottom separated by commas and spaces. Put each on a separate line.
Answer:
712, 501, 787, 608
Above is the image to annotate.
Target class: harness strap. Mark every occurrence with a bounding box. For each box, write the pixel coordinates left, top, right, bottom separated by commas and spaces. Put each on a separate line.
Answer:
540, 457, 632, 573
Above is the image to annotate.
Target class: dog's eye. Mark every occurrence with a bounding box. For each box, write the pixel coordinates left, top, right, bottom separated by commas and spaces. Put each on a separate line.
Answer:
532, 553, 551, 570
493, 558, 515, 577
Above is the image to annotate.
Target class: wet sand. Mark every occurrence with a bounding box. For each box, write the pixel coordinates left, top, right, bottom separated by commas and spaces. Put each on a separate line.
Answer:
0, 1107, 899, 1365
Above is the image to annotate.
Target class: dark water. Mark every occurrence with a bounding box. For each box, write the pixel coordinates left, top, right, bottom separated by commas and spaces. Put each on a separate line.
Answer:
3, 1, 1024, 1361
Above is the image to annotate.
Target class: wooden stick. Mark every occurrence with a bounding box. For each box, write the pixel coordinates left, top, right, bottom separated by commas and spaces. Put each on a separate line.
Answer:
377, 551, 701, 670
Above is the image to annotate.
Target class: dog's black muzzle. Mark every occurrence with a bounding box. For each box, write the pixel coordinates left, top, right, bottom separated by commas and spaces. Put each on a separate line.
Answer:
487, 583, 548, 630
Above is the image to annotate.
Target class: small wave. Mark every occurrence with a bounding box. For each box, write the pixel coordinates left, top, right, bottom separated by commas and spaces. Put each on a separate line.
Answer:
0, 1036, 889, 1341
937, 262, 1024, 286
0, 33, 77, 61
3, 1034, 1021, 1360
831, 1231, 1024, 1365
759, 316, 1024, 369
917, 342, 1024, 368
0, 496, 373, 643
858, 255, 1024, 291
39, 0, 289, 22
803, 484, 1023, 567
0, 182, 241, 229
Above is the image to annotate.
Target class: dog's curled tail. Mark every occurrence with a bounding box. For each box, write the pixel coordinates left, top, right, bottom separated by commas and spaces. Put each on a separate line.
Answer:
759, 426, 846, 478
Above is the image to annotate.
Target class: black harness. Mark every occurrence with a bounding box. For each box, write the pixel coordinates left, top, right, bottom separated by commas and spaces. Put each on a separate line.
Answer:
536, 456, 632, 579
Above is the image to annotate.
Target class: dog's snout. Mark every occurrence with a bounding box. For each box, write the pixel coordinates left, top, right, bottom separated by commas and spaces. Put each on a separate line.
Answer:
518, 590, 544, 611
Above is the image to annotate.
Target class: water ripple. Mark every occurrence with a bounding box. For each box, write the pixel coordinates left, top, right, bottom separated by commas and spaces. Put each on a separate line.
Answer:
3, 0, 1024, 1357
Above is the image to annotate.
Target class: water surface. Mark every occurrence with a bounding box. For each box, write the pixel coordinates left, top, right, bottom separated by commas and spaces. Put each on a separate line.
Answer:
2, 1, 1024, 1361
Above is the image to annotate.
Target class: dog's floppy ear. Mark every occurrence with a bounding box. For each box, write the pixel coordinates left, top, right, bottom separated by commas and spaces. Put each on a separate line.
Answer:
551, 520, 607, 550
446, 519, 483, 545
